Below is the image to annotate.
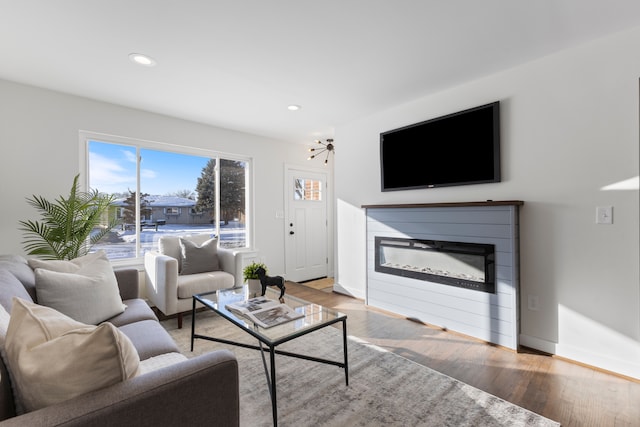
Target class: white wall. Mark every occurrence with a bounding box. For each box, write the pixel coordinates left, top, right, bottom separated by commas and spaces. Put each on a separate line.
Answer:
335, 26, 640, 378
0, 79, 329, 278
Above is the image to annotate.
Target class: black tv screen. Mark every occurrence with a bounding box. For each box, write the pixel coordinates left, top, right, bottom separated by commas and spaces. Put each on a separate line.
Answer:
380, 101, 500, 191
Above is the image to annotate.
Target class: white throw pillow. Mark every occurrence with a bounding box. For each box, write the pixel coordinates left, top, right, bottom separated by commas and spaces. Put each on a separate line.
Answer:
179, 237, 220, 275
29, 251, 126, 324
4, 298, 140, 412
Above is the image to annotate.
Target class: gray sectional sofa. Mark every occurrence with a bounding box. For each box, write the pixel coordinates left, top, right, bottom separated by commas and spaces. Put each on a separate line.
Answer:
0, 254, 239, 426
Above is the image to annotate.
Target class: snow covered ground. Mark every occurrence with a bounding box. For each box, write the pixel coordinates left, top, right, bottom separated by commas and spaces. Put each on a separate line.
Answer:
92, 222, 246, 260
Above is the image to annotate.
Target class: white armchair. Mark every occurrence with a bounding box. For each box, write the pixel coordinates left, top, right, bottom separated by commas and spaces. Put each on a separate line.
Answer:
144, 234, 241, 328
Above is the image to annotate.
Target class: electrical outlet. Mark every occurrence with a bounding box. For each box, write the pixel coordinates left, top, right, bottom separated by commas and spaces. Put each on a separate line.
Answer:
527, 295, 539, 311
596, 206, 613, 224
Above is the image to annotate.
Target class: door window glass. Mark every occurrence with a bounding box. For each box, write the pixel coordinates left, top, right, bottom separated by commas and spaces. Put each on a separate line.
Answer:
294, 178, 322, 201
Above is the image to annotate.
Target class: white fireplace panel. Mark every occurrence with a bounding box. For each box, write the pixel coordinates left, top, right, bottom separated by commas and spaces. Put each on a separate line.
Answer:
366, 204, 520, 350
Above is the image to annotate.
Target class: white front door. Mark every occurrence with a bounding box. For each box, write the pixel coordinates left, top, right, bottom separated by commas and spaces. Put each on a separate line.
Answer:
284, 168, 328, 282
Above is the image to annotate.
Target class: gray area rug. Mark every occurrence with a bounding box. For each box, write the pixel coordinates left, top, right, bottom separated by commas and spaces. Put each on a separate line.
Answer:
164, 311, 560, 427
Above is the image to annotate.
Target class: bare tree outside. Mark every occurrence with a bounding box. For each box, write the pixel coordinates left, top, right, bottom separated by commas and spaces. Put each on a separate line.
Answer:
169, 189, 196, 199
122, 190, 152, 223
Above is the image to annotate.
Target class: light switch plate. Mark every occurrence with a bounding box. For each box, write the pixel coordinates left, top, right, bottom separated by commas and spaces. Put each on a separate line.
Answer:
596, 206, 613, 224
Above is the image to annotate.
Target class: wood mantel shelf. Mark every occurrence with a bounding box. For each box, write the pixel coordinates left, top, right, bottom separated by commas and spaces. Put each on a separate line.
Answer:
361, 200, 524, 209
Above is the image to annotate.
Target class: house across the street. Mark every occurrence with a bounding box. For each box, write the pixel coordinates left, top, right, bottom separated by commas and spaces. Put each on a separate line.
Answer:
113, 195, 214, 228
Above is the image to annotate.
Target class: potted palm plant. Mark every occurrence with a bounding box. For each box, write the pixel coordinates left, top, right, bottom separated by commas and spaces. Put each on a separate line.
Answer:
19, 174, 120, 260
243, 261, 268, 296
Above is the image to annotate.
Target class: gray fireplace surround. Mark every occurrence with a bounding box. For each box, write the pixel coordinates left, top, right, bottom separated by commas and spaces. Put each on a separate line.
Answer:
363, 201, 523, 350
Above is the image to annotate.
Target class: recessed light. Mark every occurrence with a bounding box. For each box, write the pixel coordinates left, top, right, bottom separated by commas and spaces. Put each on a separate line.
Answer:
287, 104, 301, 111
129, 53, 157, 67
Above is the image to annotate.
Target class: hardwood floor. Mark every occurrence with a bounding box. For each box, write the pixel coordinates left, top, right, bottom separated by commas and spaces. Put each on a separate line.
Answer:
287, 281, 640, 427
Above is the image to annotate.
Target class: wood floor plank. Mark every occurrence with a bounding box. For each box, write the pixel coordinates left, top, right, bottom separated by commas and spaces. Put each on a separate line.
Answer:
288, 280, 640, 427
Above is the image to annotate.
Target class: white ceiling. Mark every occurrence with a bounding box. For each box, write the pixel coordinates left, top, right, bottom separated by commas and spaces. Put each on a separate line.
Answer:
2, 1, 640, 144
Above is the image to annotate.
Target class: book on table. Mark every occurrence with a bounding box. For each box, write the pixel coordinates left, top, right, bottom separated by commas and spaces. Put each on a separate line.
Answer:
225, 296, 304, 328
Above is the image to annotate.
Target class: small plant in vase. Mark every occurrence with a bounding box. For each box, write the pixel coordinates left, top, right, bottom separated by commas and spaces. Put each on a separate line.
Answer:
243, 262, 268, 296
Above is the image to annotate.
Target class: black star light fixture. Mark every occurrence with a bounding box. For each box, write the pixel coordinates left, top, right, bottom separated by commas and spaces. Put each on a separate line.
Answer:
307, 139, 335, 165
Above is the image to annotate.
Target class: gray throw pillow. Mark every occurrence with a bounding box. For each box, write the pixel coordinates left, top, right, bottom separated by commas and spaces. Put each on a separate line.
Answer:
29, 251, 126, 325
179, 237, 220, 275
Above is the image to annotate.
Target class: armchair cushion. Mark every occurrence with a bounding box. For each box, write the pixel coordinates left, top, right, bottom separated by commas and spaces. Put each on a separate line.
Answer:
179, 237, 220, 275
176, 271, 234, 299
5, 298, 140, 412
28, 251, 126, 325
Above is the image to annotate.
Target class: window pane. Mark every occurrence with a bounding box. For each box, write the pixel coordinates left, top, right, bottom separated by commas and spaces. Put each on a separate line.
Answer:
88, 140, 138, 259
139, 149, 215, 257
294, 178, 322, 201
219, 159, 247, 248
88, 139, 249, 261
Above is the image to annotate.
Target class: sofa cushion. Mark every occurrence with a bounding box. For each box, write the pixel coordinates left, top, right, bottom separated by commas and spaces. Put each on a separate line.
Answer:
179, 237, 220, 275
29, 251, 126, 325
113, 268, 140, 300
0, 270, 33, 313
4, 298, 140, 412
117, 319, 180, 361
105, 299, 158, 327
0, 256, 36, 301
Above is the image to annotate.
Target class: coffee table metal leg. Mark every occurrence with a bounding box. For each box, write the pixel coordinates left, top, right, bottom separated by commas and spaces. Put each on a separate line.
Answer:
190, 297, 197, 352
270, 347, 277, 426
258, 341, 278, 426
342, 319, 349, 386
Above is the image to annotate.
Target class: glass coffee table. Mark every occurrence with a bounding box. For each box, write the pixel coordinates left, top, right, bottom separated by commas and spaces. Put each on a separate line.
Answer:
191, 286, 348, 427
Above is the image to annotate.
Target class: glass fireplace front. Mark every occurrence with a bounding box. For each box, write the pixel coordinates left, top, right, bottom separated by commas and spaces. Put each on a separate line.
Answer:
374, 236, 496, 293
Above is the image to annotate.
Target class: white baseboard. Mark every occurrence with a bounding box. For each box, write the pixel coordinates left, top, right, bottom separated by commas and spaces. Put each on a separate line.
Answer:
520, 333, 640, 380
519, 333, 557, 354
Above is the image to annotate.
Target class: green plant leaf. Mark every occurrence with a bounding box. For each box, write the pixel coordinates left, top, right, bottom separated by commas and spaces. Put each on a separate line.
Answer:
19, 174, 120, 260
242, 262, 268, 282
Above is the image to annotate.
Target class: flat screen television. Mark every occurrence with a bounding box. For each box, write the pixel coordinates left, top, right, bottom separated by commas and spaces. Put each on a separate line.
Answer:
380, 101, 500, 191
